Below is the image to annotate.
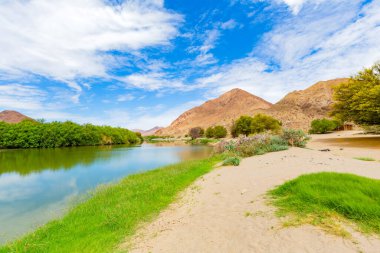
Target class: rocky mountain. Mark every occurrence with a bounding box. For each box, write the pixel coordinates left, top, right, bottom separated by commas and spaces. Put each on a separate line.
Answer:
134, 126, 163, 136
156, 88, 272, 136
156, 78, 349, 136
0, 110, 33, 123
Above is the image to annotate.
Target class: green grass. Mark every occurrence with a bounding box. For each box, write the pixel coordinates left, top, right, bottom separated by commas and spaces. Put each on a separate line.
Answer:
269, 172, 380, 236
354, 157, 376, 162
1, 156, 221, 253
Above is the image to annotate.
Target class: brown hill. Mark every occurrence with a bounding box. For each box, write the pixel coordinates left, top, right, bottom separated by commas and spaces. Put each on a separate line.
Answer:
265, 78, 349, 129
133, 126, 163, 136
157, 78, 349, 136
0, 110, 32, 123
156, 88, 272, 136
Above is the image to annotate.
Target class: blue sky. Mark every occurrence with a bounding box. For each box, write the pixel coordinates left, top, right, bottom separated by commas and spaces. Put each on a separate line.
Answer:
0, 0, 379, 130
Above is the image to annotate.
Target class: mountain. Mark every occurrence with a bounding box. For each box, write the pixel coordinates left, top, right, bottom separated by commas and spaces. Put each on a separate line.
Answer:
0, 110, 33, 123
265, 78, 349, 129
134, 126, 163, 136
157, 78, 349, 136
156, 88, 272, 136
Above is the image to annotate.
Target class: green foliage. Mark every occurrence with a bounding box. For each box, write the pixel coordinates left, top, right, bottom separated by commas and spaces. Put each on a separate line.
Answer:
205, 125, 227, 138
1, 156, 221, 253
213, 126, 227, 138
231, 114, 282, 137
250, 114, 282, 134
231, 116, 253, 136
332, 63, 380, 125
269, 172, 380, 235
222, 156, 241, 166
205, 127, 215, 138
135, 132, 144, 143
0, 120, 141, 149
309, 118, 341, 134
188, 127, 204, 140
281, 129, 309, 147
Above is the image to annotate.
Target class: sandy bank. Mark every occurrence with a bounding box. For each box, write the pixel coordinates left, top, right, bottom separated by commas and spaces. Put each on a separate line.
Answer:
308, 131, 380, 160
122, 147, 380, 253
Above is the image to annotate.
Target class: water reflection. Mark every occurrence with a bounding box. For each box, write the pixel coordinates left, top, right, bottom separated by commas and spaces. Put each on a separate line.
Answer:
0, 144, 212, 244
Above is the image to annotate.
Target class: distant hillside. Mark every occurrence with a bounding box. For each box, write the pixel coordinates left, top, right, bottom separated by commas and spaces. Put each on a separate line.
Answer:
265, 78, 349, 130
0, 110, 33, 123
156, 88, 272, 136
157, 78, 349, 136
134, 126, 163, 136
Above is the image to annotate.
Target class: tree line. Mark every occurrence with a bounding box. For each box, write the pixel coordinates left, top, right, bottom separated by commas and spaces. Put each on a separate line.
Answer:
0, 120, 142, 149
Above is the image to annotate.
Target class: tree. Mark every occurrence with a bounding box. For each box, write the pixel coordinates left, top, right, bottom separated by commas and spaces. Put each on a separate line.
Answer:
213, 125, 227, 138
250, 114, 281, 134
205, 127, 215, 138
188, 127, 204, 140
331, 63, 380, 125
309, 118, 341, 134
231, 116, 254, 136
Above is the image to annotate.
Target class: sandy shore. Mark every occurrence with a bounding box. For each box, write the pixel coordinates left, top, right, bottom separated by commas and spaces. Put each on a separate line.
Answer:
308, 131, 380, 160
122, 136, 380, 253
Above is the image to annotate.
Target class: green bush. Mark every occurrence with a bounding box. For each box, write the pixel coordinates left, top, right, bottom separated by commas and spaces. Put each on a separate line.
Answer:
309, 118, 341, 134
281, 129, 309, 147
222, 156, 241, 166
0, 120, 141, 149
251, 114, 282, 134
205, 127, 215, 138
231, 114, 282, 137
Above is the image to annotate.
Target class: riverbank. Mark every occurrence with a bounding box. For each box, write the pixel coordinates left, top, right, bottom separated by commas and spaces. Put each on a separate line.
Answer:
124, 148, 380, 253
0, 156, 220, 253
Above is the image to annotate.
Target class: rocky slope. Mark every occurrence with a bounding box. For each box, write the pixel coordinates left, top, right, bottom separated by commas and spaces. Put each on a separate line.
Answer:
156, 78, 349, 136
0, 110, 32, 123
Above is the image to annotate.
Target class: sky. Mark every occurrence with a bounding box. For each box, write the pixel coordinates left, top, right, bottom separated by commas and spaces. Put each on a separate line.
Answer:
0, 0, 379, 130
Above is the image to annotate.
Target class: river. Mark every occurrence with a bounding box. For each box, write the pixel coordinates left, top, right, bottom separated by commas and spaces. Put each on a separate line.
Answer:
0, 143, 212, 244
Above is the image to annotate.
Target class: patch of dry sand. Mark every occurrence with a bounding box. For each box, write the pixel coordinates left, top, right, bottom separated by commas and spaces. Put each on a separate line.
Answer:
121, 147, 380, 253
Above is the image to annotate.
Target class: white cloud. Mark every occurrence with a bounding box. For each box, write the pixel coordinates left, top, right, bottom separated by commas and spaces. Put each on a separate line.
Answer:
0, 84, 46, 110
221, 19, 238, 30
0, 0, 182, 92
193, 0, 380, 103
117, 94, 135, 102
123, 72, 186, 91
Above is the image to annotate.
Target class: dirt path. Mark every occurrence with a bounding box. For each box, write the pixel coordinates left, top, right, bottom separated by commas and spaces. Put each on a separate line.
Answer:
121, 147, 380, 253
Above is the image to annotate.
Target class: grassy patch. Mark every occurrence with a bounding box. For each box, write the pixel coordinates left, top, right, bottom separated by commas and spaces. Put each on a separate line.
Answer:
222, 156, 241, 166
354, 157, 376, 162
1, 156, 220, 253
269, 172, 380, 236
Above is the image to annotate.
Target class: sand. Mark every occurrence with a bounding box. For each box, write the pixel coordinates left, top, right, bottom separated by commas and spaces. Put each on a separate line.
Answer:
122, 136, 380, 253
308, 131, 380, 160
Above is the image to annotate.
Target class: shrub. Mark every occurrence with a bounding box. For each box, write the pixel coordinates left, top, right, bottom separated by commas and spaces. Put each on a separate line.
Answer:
188, 127, 204, 140
205, 127, 215, 138
213, 126, 227, 138
281, 129, 310, 147
251, 114, 282, 134
222, 156, 241, 166
309, 118, 341, 134
231, 116, 253, 136
231, 114, 282, 137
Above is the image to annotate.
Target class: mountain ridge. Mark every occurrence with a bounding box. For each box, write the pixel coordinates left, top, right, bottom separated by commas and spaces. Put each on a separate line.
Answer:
156, 78, 349, 136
